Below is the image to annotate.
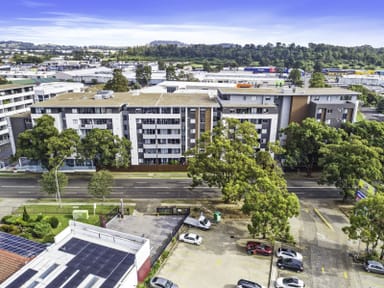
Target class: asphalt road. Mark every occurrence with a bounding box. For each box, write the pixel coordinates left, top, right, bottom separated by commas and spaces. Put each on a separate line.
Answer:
0, 176, 341, 199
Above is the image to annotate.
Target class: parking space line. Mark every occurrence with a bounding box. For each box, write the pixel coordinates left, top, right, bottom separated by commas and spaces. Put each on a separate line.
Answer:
343, 271, 348, 279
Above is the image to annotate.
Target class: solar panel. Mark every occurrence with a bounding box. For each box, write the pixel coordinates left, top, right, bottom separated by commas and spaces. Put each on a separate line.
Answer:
5, 269, 38, 288
45, 266, 76, 288
0, 231, 46, 258
62, 270, 88, 288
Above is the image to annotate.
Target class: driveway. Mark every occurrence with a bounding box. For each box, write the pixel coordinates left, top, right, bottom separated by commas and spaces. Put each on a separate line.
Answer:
157, 219, 271, 288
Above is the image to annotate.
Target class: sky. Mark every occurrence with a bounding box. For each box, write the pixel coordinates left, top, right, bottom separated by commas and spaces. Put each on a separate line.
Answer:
1, 0, 384, 48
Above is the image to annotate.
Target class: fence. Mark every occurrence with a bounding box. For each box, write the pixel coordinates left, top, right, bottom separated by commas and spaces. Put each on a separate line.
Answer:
151, 207, 190, 266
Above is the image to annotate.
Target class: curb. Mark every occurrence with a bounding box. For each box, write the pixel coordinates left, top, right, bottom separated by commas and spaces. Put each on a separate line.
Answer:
313, 207, 334, 230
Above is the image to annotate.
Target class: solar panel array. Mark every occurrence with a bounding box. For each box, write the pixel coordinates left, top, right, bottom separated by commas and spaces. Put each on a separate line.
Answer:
5, 268, 38, 288
55, 237, 135, 288
0, 231, 46, 258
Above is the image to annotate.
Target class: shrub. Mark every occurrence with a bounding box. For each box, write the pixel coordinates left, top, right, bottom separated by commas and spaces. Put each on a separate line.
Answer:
32, 222, 52, 239
1, 215, 13, 224
0, 224, 21, 234
42, 234, 55, 243
46, 216, 59, 229
36, 214, 44, 222
22, 206, 30, 222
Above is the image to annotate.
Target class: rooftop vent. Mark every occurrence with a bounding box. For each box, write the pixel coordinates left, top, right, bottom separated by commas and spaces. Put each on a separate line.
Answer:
94, 90, 114, 100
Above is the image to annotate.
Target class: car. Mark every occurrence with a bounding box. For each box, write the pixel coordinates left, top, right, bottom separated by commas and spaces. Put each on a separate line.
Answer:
277, 258, 304, 272
149, 276, 179, 288
276, 247, 303, 261
237, 278, 265, 288
275, 276, 305, 288
246, 241, 273, 256
178, 232, 202, 245
364, 260, 384, 274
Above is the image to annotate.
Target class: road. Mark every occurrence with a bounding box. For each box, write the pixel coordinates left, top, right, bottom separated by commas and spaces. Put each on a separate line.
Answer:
0, 177, 340, 199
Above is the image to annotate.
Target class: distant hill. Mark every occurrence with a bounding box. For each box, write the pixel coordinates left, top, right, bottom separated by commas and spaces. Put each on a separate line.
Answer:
149, 40, 188, 47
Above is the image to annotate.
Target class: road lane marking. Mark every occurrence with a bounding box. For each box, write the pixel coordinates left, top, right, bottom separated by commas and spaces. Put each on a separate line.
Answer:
322, 266, 325, 273
344, 272, 348, 279
17, 191, 32, 194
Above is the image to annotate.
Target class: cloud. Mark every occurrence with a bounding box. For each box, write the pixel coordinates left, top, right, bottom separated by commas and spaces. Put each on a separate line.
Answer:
3, 12, 384, 47
21, 1, 53, 7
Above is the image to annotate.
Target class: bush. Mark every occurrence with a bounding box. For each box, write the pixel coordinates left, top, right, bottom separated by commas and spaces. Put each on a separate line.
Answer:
36, 214, 44, 222
32, 222, 52, 239
22, 206, 30, 222
46, 216, 59, 228
42, 234, 55, 243
1, 215, 13, 224
0, 224, 21, 234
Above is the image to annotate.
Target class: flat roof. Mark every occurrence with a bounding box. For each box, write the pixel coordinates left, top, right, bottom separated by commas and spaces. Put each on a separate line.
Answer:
32, 91, 220, 108
0, 83, 34, 90
218, 87, 360, 96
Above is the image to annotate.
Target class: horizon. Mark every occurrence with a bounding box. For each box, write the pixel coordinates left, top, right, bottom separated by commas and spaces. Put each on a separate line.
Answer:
1, 0, 384, 48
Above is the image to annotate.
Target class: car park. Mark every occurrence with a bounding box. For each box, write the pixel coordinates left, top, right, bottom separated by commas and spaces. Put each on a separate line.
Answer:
237, 278, 265, 288
178, 232, 202, 245
364, 260, 384, 274
277, 258, 304, 272
246, 241, 273, 256
276, 247, 303, 261
275, 276, 305, 288
150, 276, 179, 288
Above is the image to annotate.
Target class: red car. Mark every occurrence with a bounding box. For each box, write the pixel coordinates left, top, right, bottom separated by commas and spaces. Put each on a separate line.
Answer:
246, 241, 272, 256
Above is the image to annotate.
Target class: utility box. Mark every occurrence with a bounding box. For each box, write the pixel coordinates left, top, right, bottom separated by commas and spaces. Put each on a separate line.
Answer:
214, 211, 221, 223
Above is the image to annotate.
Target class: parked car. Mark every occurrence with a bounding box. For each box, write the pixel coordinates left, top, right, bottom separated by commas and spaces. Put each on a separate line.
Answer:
277, 258, 304, 272
178, 233, 203, 245
276, 247, 303, 261
246, 241, 272, 256
237, 278, 265, 288
275, 276, 305, 288
150, 276, 179, 288
364, 260, 384, 274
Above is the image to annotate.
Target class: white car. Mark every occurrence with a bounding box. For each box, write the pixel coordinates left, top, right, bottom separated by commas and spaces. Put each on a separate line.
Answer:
276, 247, 303, 261
178, 233, 202, 245
275, 277, 305, 288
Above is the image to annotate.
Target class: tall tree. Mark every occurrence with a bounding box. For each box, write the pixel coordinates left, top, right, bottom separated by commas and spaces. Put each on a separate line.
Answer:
288, 69, 303, 87
343, 193, 384, 256
281, 118, 344, 176
104, 69, 129, 92
135, 64, 152, 87
79, 129, 131, 169
318, 138, 383, 200
309, 72, 328, 88
88, 170, 114, 200
157, 60, 166, 70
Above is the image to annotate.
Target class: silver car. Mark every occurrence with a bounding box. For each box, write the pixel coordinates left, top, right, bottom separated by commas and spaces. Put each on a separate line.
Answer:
150, 276, 179, 288
276, 247, 303, 261
364, 260, 384, 274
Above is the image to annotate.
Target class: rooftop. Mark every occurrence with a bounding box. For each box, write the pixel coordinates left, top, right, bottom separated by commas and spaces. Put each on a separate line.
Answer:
32, 91, 219, 108
0, 83, 34, 90
218, 87, 360, 96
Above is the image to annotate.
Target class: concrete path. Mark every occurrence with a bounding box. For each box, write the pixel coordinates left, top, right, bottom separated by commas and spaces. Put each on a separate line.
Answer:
0, 198, 31, 219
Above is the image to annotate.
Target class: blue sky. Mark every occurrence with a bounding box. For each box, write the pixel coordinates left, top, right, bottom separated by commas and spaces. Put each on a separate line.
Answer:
1, 0, 384, 47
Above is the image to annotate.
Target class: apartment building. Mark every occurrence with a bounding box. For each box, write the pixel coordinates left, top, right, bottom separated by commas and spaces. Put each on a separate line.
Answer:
0, 83, 35, 160
217, 87, 359, 149
30, 90, 219, 165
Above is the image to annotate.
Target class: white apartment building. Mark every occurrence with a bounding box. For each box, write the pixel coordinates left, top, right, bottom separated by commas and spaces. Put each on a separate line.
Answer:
0, 84, 35, 160
30, 90, 219, 165
34, 82, 85, 102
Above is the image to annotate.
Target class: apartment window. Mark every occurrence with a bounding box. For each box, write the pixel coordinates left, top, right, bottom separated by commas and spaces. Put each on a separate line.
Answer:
327, 109, 333, 113
340, 95, 352, 100
73, 119, 78, 125
72, 108, 77, 113
313, 96, 320, 101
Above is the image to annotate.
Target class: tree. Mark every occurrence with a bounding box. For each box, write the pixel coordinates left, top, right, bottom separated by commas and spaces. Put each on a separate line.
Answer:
318, 138, 383, 200
309, 72, 328, 88
88, 170, 114, 200
186, 119, 260, 202
104, 69, 129, 92
40, 170, 68, 197
158, 60, 166, 70
242, 186, 300, 241
343, 194, 384, 256
281, 118, 344, 176
342, 120, 384, 148
288, 69, 303, 87
79, 129, 131, 169
16, 115, 59, 170
166, 65, 177, 80
135, 64, 152, 87
377, 98, 384, 113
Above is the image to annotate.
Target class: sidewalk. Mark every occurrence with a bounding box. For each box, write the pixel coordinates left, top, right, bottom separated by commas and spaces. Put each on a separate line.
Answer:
0, 198, 31, 219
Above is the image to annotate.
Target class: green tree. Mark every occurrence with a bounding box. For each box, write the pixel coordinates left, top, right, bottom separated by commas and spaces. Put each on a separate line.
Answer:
88, 170, 114, 200
40, 170, 68, 197
342, 120, 384, 148
165, 65, 177, 80
281, 118, 344, 176
158, 60, 166, 70
22, 206, 30, 222
16, 115, 59, 170
342, 194, 384, 256
348, 85, 379, 106
135, 64, 152, 87
104, 69, 129, 92
318, 138, 383, 200
377, 98, 384, 113
186, 119, 260, 202
309, 72, 328, 88
288, 69, 303, 87
79, 129, 131, 169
